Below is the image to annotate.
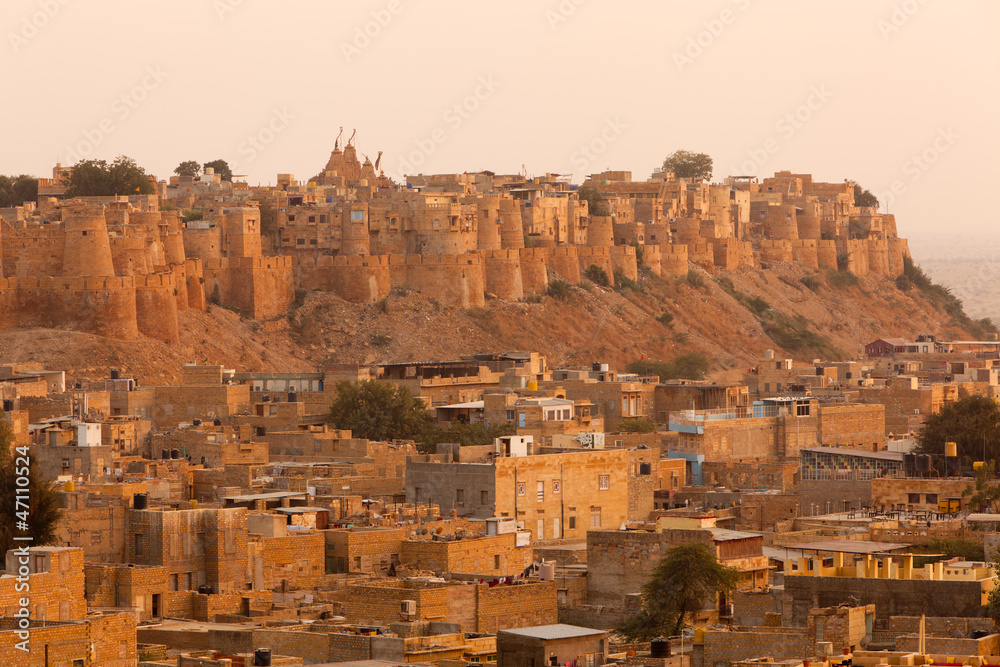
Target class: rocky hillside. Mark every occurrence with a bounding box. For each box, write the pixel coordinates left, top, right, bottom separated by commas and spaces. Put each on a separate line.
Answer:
0, 260, 983, 387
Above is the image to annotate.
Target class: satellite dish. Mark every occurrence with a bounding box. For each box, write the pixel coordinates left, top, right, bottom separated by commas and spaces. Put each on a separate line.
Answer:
859, 635, 871, 649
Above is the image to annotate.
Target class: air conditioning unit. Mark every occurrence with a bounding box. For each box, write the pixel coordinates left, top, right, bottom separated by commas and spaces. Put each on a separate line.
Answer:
401, 599, 416, 616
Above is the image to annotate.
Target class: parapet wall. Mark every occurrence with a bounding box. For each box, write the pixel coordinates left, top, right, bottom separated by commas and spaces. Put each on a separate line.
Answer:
759, 240, 794, 264
483, 249, 524, 300
135, 273, 180, 343
578, 246, 616, 286
397, 253, 485, 308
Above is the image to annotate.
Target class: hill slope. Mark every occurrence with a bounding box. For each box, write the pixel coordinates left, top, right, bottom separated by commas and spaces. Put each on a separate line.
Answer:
0, 262, 979, 386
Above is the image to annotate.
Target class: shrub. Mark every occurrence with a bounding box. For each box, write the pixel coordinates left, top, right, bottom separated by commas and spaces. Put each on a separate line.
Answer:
614, 271, 642, 293
182, 208, 204, 223
895, 274, 912, 291
547, 279, 573, 301
627, 353, 709, 381
827, 269, 860, 288
585, 264, 611, 287
800, 275, 821, 292
762, 311, 843, 359
370, 333, 391, 347
620, 418, 656, 434
656, 311, 674, 326
686, 270, 705, 288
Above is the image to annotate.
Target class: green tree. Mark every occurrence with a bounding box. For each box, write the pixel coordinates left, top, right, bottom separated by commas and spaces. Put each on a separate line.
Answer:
0, 174, 39, 208
963, 461, 1000, 512
577, 185, 610, 217
252, 196, 278, 239
627, 354, 710, 382
203, 159, 233, 182
63, 156, 156, 197
853, 183, 879, 209
419, 420, 517, 454
618, 542, 739, 641
662, 150, 713, 181
620, 418, 656, 434
327, 380, 434, 442
917, 395, 1000, 466
0, 411, 63, 558
174, 160, 201, 178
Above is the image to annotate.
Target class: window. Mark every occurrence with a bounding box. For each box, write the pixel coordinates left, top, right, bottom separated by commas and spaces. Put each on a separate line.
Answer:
518, 482, 526, 496
494, 555, 501, 569
506, 410, 516, 421
908, 493, 920, 504
481, 490, 489, 505
134, 534, 144, 557
569, 516, 576, 529
537, 481, 545, 502
796, 403, 810, 416
536, 519, 545, 540
599, 475, 609, 490
457, 489, 465, 504
553, 480, 561, 494
351, 210, 365, 221
433, 218, 440, 228
590, 508, 602, 528
552, 518, 561, 539
925, 494, 938, 505
390, 217, 397, 226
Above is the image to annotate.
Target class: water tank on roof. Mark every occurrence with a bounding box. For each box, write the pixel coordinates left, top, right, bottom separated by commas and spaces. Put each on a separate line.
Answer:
133, 493, 147, 510
256, 426, 267, 437
170, 449, 180, 460
288, 392, 298, 403
917, 455, 932, 472
214, 418, 222, 426
161, 449, 169, 460
651, 638, 669, 658
904, 454, 916, 474
110, 368, 120, 379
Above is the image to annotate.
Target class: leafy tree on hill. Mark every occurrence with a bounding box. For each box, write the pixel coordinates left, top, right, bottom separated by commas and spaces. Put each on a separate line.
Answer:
917, 395, 1000, 466
420, 420, 517, 453
203, 159, 233, 182
628, 353, 710, 382
0, 411, 63, 558
853, 183, 879, 209
662, 150, 713, 181
0, 174, 39, 208
618, 542, 739, 641
577, 185, 610, 217
63, 156, 156, 197
327, 380, 433, 443
174, 160, 201, 177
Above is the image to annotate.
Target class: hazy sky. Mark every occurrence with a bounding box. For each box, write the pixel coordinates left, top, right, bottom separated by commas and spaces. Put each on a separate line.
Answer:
3, 0, 998, 242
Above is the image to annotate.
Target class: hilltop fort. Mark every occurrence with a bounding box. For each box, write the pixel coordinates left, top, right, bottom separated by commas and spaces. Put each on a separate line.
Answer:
0, 138, 909, 340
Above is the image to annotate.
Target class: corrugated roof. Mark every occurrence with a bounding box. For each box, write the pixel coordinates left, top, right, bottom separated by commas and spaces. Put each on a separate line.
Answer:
500, 624, 607, 640
800, 447, 904, 462
782, 540, 910, 554
709, 528, 763, 542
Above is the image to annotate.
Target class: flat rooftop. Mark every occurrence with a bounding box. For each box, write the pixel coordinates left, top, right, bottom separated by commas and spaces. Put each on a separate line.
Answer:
781, 540, 910, 554
500, 624, 607, 640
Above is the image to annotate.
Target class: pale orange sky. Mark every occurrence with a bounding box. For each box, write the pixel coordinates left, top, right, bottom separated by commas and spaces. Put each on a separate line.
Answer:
2, 0, 997, 240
